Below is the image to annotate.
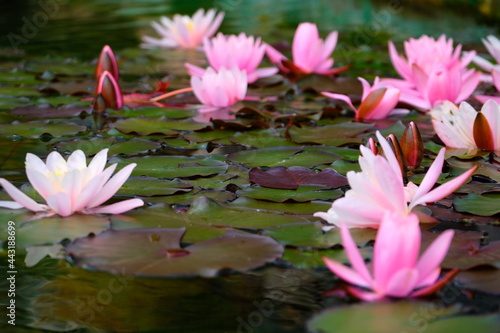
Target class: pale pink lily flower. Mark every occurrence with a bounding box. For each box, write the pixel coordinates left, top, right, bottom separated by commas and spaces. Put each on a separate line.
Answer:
323, 212, 455, 301
265, 22, 348, 75
314, 131, 477, 229
430, 99, 500, 151
383, 35, 480, 110
322, 77, 401, 120
185, 33, 278, 83
141, 9, 224, 49
471, 35, 500, 82
0, 149, 143, 217
191, 66, 247, 107
396, 62, 481, 110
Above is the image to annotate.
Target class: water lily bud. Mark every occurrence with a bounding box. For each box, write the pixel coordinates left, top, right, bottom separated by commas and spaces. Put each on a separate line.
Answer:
401, 121, 424, 168
96, 71, 123, 109
386, 134, 407, 178
92, 93, 107, 113
473, 112, 495, 151
95, 45, 119, 81
366, 137, 378, 155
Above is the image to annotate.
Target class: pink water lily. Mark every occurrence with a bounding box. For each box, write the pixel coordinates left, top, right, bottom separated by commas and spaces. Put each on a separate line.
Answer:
0, 149, 143, 217
396, 62, 481, 110
142, 8, 224, 49
265, 22, 348, 76
314, 131, 477, 229
383, 35, 480, 110
430, 99, 500, 151
191, 66, 247, 107
185, 33, 278, 83
322, 77, 401, 120
471, 35, 500, 82
323, 212, 456, 301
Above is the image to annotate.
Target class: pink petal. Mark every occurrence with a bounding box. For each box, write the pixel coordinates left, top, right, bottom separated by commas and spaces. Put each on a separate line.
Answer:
322, 92, 357, 112
87, 163, 137, 208
265, 44, 287, 70
410, 148, 446, 204
339, 224, 373, 285
0, 179, 46, 212
185, 63, 206, 77
409, 165, 477, 208
0, 201, 25, 209
46, 192, 74, 217
455, 70, 481, 103
375, 131, 403, 179
415, 229, 454, 287
292, 23, 318, 70
384, 268, 419, 297
90, 198, 144, 214
323, 257, 371, 288
388, 41, 411, 81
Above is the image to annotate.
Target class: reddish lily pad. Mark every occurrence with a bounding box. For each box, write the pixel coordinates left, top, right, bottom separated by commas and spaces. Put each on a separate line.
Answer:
11, 104, 92, 118
455, 269, 500, 294
65, 228, 284, 277
422, 230, 500, 270
249, 166, 348, 190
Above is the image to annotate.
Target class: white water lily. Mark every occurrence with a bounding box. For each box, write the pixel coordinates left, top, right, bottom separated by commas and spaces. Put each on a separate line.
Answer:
0, 149, 143, 217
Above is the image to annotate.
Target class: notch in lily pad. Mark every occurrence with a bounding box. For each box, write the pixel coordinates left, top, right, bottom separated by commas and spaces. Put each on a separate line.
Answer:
65, 228, 284, 277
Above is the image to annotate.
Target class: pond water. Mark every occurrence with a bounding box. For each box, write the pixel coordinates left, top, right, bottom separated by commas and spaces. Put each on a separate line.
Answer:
0, 1, 500, 333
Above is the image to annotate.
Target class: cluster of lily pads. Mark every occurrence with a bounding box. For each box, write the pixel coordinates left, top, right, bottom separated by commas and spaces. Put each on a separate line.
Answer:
1, 7, 500, 333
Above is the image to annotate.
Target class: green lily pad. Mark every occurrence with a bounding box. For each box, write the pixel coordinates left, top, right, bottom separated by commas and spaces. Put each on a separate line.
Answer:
54, 137, 162, 157
110, 155, 228, 178
230, 197, 332, 215
238, 185, 343, 202
0, 120, 87, 138
108, 107, 196, 119
307, 302, 500, 333
113, 116, 207, 135
288, 122, 372, 146
16, 214, 110, 248
229, 129, 300, 148
284, 247, 372, 269
65, 228, 284, 277
228, 147, 341, 168
264, 222, 377, 248
117, 177, 193, 196
454, 193, 500, 216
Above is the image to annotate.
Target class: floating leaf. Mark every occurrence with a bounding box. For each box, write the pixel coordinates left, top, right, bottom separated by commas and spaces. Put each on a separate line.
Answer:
110, 155, 228, 178
66, 228, 284, 277
228, 146, 340, 168
307, 302, 500, 333
288, 122, 372, 146
0, 120, 87, 138
113, 116, 208, 135
249, 166, 348, 190
238, 185, 343, 202
117, 177, 193, 196
11, 104, 91, 118
54, 137, 162, 156
454, 193, 500, 216
455, 269, 500, 294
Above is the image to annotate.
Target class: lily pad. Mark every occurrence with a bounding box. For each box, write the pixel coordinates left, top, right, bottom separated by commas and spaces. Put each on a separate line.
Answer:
454, 193, 500, 216
113, 116, 208, 135
0, 120, 87, 138
16, 214, 110, 248
288, 122, 372, 146
110, 155, 228, 178
249, 166, 348, 190
238, 185, 343, 202
228, 147, 340, 168
307, 302, 500, 333
65, 228, 284, 277
117, 177, 193, 196
54, 137, 162, 157
11, 104, 91, 118
455, 269, 500, 294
